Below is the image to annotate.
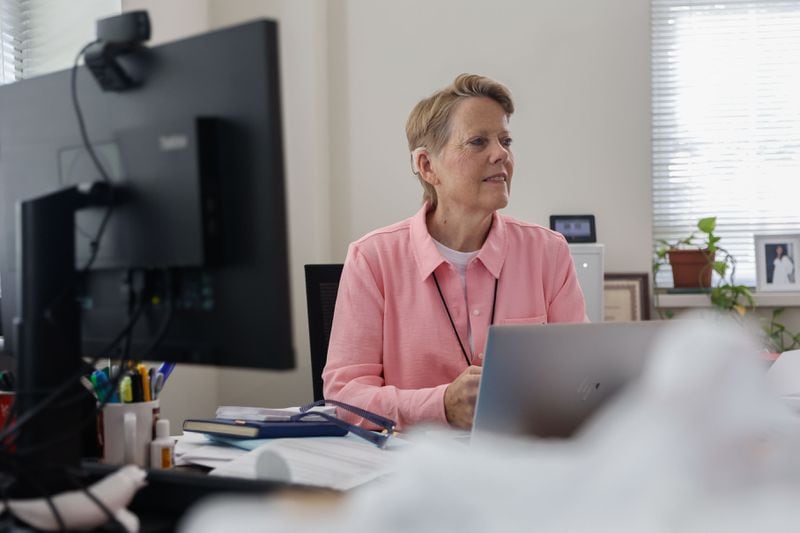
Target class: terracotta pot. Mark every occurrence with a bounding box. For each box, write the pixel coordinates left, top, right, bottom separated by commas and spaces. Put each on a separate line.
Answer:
668, 249, 715, 288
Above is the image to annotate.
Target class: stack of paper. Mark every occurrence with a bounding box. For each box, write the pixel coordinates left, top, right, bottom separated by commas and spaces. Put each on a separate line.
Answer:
209, 434, 404, 491
175, 432, 404, 490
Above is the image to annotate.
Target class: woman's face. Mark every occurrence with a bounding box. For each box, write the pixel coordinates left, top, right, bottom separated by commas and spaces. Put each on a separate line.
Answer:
428, 97, 514, 215
776, 245, 784, 257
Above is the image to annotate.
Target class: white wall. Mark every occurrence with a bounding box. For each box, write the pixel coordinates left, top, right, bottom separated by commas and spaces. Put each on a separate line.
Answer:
330, 0, 652, 275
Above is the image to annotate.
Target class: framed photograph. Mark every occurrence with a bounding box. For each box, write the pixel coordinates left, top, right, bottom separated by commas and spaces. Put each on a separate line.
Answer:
603, 273, 650, 322
755, 234, 800, 292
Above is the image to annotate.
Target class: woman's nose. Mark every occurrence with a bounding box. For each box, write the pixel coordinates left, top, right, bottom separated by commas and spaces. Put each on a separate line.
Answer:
490, 140, 510, 164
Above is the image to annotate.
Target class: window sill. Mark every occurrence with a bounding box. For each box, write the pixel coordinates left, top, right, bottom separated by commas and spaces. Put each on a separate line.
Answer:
655, 291, 800, 308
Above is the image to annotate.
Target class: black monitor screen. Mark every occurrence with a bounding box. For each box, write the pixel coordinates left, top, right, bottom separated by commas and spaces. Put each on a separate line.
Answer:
0, 19, 294, 370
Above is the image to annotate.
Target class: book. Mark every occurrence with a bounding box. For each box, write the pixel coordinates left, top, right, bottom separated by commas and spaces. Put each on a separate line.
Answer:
215, 405, 337, 422
182, 418, 348, 439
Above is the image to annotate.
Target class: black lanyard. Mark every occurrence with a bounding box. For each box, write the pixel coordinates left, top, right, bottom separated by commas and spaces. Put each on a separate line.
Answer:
432, 271, 498, 367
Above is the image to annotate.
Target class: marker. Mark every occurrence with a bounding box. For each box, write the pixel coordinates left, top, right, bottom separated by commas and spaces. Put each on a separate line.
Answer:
131, 372, 143, 403
0, 371, 15, 391
137, 364, 151, 402
120, 376, 133, 403
92, 370, 112, 403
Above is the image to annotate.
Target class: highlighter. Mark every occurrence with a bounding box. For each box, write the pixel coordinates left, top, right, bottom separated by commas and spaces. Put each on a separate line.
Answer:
137, 364, 151, 402
120, 375, 133, 403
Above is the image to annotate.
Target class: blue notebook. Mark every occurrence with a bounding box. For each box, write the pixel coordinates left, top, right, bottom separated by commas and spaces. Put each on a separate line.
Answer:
182, 418, 348, 439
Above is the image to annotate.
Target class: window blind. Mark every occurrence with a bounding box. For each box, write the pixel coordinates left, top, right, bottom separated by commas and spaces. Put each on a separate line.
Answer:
652, 0, 800, 287
0, 0, 22, 83
0, 0, 120, 83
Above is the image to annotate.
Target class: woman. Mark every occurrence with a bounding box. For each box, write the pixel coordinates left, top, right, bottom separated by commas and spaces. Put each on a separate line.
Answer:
322, 74, 586, 431
772, 245, 795, 285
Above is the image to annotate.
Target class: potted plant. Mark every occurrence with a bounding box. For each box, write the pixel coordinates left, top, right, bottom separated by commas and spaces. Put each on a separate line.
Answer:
653, 217, 800, 353
653, 217, 754, 317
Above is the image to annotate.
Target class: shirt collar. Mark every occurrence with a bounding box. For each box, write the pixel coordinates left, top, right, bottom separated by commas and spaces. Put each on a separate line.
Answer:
409, 203, 507, 282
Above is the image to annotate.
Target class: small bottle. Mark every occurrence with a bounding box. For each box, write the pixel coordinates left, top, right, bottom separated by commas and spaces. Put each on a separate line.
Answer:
150, 419, 175, 469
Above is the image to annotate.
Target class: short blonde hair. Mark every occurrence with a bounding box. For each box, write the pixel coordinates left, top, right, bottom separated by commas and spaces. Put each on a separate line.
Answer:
405, 74, 514, 209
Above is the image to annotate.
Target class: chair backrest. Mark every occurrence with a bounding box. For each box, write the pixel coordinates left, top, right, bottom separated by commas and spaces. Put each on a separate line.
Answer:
304, 264, 344, 402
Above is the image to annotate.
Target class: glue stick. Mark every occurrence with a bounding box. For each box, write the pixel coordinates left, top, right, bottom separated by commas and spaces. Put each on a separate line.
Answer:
150, 419, 175, 469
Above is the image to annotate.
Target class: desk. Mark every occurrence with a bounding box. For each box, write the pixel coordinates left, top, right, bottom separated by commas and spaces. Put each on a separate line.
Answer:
80, 461, 305, 533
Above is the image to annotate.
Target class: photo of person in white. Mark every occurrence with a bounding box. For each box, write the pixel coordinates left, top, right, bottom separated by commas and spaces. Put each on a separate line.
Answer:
767, 244, 795, 285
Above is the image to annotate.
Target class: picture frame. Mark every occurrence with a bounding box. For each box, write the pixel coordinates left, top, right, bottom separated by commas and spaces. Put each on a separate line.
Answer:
754, 234, 800, 292
603, 273, 650, 322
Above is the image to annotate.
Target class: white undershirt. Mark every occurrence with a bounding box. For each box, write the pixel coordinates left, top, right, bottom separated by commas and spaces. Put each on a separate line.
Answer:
433, 239, 480, 353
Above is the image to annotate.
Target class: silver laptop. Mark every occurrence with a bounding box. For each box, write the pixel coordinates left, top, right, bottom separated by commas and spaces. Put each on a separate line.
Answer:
472, 321, 666, 440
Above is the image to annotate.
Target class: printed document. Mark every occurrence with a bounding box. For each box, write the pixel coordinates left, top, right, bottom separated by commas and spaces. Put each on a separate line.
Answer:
209, 434, 406, 490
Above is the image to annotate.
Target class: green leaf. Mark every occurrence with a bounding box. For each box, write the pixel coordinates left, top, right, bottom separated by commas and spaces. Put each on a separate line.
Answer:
697, 217, 716, 233
713, 261, 727, 276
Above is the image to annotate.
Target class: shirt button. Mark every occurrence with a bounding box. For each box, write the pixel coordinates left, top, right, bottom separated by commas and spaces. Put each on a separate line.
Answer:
478, 352, 484, 359
472, 309, 480, 316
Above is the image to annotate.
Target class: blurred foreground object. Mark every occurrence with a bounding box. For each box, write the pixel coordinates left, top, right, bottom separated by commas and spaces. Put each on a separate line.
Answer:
181, 316, 800, 533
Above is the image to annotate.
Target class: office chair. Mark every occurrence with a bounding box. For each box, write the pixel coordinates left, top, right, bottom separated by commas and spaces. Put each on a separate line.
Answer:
304, 264, 344, 402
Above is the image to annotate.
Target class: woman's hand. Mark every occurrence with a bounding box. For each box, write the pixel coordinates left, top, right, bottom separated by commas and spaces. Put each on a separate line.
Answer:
444, 365, 482, 429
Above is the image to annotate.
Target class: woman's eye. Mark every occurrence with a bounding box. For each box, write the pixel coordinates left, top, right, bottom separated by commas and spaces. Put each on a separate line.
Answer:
502, 137, 513, 148
468, 138, 486, 147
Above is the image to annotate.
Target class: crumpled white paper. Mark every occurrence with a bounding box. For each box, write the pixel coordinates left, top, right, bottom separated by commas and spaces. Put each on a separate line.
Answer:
0, 464, 146, 532
180, 315, 800, 533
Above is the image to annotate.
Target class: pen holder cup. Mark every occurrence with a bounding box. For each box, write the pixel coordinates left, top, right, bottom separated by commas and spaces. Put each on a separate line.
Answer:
100, 400, 159, 468
0, 392, 15, 429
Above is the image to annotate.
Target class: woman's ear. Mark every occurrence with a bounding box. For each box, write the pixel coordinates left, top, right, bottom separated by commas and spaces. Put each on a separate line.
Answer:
415, 149, 438, 186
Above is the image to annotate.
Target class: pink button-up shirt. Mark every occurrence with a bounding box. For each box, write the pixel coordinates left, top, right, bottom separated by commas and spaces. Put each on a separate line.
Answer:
322, 204, 586, 430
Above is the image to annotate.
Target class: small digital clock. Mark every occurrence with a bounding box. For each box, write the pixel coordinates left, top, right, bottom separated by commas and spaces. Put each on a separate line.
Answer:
549, 215, 597, 243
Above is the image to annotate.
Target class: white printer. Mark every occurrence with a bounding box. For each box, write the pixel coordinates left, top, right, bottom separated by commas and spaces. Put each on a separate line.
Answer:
568, 243, 605, 322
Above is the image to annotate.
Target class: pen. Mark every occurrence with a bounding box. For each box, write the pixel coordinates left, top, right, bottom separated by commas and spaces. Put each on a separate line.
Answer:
156, 362, 175, 383
152, 372, 165, 400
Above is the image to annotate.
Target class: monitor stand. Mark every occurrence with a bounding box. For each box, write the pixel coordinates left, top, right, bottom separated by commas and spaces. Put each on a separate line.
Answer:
11, 182, 111, 495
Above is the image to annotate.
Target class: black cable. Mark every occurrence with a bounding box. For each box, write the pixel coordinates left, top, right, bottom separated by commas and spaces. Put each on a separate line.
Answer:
71, 41, 109, 185
9, 270, 174, 458
0, 455, 66, 531
0, 470, 24, 528
2, 296, 148, 455
0, 300, 146, 449
71, 40, 115, 273
63, 466, 125, 532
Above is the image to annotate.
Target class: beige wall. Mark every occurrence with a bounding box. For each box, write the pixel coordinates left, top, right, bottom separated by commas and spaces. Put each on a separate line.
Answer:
120, 0, 799, 425
330, 0, 652, 275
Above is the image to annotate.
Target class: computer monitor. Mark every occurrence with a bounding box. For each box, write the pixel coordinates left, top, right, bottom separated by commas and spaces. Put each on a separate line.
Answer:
0, 18, 294, 488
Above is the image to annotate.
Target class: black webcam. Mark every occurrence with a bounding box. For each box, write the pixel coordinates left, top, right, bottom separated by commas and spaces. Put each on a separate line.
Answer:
96, 10, 150, 44
85, 11, 151, 92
